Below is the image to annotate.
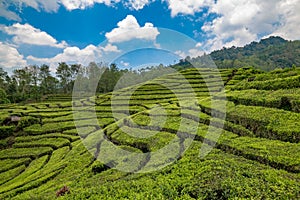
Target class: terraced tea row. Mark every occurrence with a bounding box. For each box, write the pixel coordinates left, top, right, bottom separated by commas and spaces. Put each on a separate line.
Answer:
216, 88, 300, 112
18, 142, 300, 199
198, 99, 300, 143
0, 67, 299, 199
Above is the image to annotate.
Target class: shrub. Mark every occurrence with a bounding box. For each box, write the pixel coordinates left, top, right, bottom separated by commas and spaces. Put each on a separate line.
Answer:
17, 116, 40, 130
0, 126, 14, 139
0, 136, 14, 149
0, 89, 10, 104
233, 75, 300, 90
91, 162, 109, 174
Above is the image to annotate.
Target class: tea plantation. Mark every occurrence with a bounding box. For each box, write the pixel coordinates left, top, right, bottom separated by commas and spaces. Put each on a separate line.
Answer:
0, 67, 299, 199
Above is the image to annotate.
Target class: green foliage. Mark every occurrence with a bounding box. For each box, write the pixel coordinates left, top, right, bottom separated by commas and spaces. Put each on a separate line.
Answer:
91, 161, 109, 174
15, 133, 79, 143
0, 88, 10, 104
0, 67, 300, 199
0, 136, 14, 149
221, 88, 300, 112
233, 75, 300, 90
0, 152, 64, 198
28, 111, 72, 118
0, 158, 31, 173
13, 138, 70, 150
198, 99, 300, 143
0, 147, 52, 159
0, 126, 14, 139
0, 165, 26, 186
43, 94, 73, 102
24, 121, 78, 135
17, 116, 40, 130
188, 36, 300, 71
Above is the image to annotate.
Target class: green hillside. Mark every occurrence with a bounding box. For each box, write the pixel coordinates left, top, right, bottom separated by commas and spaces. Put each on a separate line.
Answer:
178, 36, 300, 71
0, 67, 299, 199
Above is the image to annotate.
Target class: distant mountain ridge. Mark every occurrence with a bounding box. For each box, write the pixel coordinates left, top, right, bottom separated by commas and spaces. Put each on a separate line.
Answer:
210, 36, 288, 61
178, 36, 300, 71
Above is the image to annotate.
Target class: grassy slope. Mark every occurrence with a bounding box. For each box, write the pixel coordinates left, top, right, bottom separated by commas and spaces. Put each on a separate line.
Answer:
0, 67, 299, 199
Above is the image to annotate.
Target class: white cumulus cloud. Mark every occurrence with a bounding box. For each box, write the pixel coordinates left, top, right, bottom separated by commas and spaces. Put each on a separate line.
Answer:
165, 0, 213, 17
188, 48, 204, 58
100, 43, 121, 52
175, 43, 205, 59
0, 23, 67, 48
175, 50, 186, 58
27, 45, 102, 69
120, 60, 130, 67
124, 0, 151, 10
200, 0, 300, 51
0, 0, 121, 20
105, 15, 160, 43
60, 0, 121, 10
0, 0, 60, 19
269, 0, 300, 41
0, 2, 21, 21
0, 42, 27, 68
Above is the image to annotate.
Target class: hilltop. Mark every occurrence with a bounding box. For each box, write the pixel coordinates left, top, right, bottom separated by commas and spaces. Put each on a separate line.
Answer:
177, 36, 300, 71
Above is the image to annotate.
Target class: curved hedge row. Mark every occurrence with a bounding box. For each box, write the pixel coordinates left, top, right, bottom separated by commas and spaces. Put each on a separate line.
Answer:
233, 75, 300, 90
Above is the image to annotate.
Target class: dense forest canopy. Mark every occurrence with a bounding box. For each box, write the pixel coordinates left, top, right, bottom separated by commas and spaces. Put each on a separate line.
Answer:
175, 36, 300, 71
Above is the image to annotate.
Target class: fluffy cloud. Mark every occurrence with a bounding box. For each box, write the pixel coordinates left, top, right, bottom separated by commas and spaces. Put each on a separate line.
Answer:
100, 43, 120, 52
188, 48, 204, 58
124, 0, 151, 10
27, 45, 102, 69
195, 43, 202, 48
175, 50, 186, 58
0, 0, 121, 21
0, 0, 60, 19
105, 15, 160, 43
165, 0, 213, 17
26, 43, 122, 71
0, 42, 27, 68
0, 23, 67, 48
120, 60, 130, 67
270, 0, 300, 41
201, 0, 300, 51
2, 0, 211, 19
175, 43, 204, 58
0, 2, 21, 21
60, 0, 121, 10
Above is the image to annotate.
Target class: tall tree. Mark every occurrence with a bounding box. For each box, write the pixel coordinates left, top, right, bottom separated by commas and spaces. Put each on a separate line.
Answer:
56, 62, 71, 93
29, 65, 40, 101
88, 62, 103, 93
0, 88, 10, 104
6, 77, 18, 103
39, 64, 53, 95
72, 65, 89, 93
70, 64, 81, 80
69, 64, 81, 91
13, 67, 32, 100
46, 76, 59, 94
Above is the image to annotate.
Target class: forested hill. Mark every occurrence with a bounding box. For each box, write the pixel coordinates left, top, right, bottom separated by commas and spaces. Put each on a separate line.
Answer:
180, 36, 300, 71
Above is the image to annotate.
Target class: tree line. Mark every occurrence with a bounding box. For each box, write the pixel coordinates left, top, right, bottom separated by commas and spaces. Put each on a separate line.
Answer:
0, 62, 123, 104
0, 62, 171, 104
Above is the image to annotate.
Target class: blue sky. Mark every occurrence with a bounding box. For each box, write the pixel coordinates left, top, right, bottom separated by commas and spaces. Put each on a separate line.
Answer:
0, 0, 299, 72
